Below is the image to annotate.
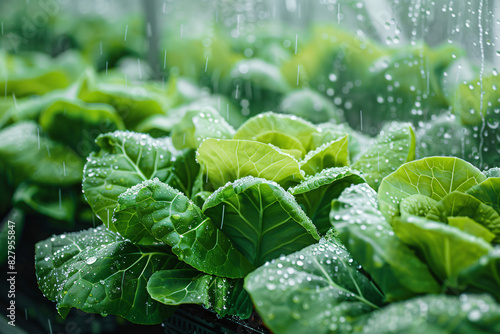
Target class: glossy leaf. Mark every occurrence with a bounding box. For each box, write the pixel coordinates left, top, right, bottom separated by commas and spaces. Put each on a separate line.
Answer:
244, 237, 383, 334
289, 167, 365, 234
467, 178, 500, 215
400, 194, 437, 218
331, 184, 441, 301
203, 176, 320, 267
147, 269, 252, 319
196, 139, 304, 189
171, 106, 235, 150
116, 179, 254, 278
447, 217, 495, 243
299, 135, 349, 176
352, 122, 416, 190
39, 99, 125, 157
233, 112, 318, 152
356, 294, 500, 333
426, 191, 500, 242
83, 131, 199, 227
35, 226, 184, 324
393, 215, 492, 284
378, 157, 486, 221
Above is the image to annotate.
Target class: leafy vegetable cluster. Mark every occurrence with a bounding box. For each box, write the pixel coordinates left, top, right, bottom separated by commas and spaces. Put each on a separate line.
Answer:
0, 7, 499, 332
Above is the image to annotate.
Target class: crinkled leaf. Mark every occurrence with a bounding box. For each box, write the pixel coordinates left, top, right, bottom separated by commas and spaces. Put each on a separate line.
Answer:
171, 106, 235, 150
0, 121, 83, 185
147, 269, 252, 319
393, 215, 492, 284
116, 179, 254, 278
400, 194, 437, 218
196, 139, 304, 189
426, 191, 500, 242
331, 184, 441, 302
289, 167, 365, 234
244, 237, 383, 334
355, 294, 500, 334
352, 122, 416, 190
299, 135, 349, 176
233, 112, 318, 152
35, 226, 184, 324
83, 131, 199, 227
378, 157, 486, 221
203, 176, 319, 267
467, 178, 500, 215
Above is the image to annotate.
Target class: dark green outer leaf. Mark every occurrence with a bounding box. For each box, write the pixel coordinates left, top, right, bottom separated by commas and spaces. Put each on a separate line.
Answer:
0, 121, 83, 185
331, 184, 441, 302
116, 179, 254, 278
352, 122, 415, 190
457, 248, 500, 301
378, 157, 486, 221
147, 269, 252, 319
35, 226, 184, 324
244, 237, 383, 334
83, 131, 199, 228
355, 294, 500, 334
289, 167, 365, 234
467, 178, 500, 215
203, 176, 319, 267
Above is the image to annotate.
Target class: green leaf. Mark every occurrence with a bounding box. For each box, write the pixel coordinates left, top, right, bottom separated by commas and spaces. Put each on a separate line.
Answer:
484, 168, 500, 178
299, 135, 349, 176
278, 88, 343, 124
378, 157, 486, 222
352, 122, 416, 190
79, 82, 172, 128
467, 178, 500, 215
400, 195, 437, 218
393, 215, 492, 284
0, 121, 83, 185
35, 226, 184, 324
13, 183, 77, 222
356, 294, 500, 333
39, 99, 125, 157
196, 139, 304, 189
171, 106, 235, 150
311, 122, 370, 160
203, 177, 320, 266
426, 191, 500, 242
244, 237, 383, 334
147, 269, 252, 319
331, 184, 441, 302
83, 131, 199, 227
233, 112, 318, 152
289, 167, 365, 234
116, 179, 254, 278
227, 59, 291, 94
457, 248, 500, 301
447, 217, 495, 243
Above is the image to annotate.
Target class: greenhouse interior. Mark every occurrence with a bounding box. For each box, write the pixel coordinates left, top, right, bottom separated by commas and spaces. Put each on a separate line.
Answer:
1, 0, 500, 333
